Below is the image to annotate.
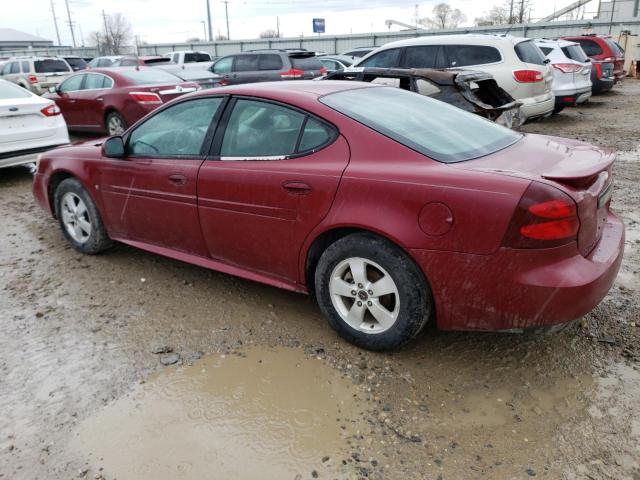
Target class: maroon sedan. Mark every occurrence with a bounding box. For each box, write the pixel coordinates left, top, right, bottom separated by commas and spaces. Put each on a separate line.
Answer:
33, 81, 624, 351
43, 67, 198, 135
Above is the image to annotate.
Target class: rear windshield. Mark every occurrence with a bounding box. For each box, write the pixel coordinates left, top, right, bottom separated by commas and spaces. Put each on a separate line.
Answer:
0, 81, 31, 99
576, 39, 603, 56
320, 86, 521, 163
119, 69, 181, 85
184, 52, 211, 63
561, 45, 589, 63
514, 41, 546, 65
34, 59, 71, 73
143, 57, 173, 65
64, 57, 87, 69
290, 56, 323, 71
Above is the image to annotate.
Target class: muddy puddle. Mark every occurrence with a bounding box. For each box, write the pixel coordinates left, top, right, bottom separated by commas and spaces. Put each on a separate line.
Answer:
70, 348, 364, 479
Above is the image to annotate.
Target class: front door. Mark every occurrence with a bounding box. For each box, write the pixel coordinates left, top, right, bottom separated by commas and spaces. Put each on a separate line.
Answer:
197, 97, 350, 282
98, 96, 226, 256
54, 74, 85, 127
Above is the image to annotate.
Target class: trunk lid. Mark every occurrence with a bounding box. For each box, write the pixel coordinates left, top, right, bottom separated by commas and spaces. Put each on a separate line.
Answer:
458, 134, 615, 256
0, 97, 56, 145
125, 82, 199, 103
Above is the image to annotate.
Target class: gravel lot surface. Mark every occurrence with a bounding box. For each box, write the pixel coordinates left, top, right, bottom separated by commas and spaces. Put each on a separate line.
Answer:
1, 80, 639, 480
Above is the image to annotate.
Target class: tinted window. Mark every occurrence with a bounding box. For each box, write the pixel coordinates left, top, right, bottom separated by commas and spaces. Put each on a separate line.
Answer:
118, 58, 138, 66
59, 74, 84, 92
320, 59, 339, 70
539, 47, 554, 56
119, 69, 181, 85
9, 62, 19, 74
98, 58, 117, 67
0, 81, 31, 99
290, 56, 323, 70
346, 49, 372, 58
561, 45, 589, 62
447, 45, 502, 67
576, 39, 603, 56
401, 46, 441, 68
21, 60, 29, 72
143, 58, 172, 65
514, 41, 546, 65
213, 56, 233, 74
34, 59, 71, 73
320, 87, 521, 163
129, 97, 223, 157
65, 57, 87, 70
221, 99, 305, 158
0, 63, 10, 75
184, 52, 211, 62
259, 54, 283, 70
84, 73, 111, 89
359, 48, 401, 68
604, 38, 623, 56
299, 118, 334, 152
234, 55, 259, 72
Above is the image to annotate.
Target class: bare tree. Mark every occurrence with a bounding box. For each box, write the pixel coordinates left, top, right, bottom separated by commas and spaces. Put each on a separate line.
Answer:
425, 3, 466, 29
506, 0, 532, 24
259, 29, 281, 39
215, 33, 228, 41
89, 12, 132, 55
475, 5, 509, 26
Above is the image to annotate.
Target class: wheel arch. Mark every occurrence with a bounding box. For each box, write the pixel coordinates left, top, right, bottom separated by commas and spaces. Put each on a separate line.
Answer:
47, 170, 98, 219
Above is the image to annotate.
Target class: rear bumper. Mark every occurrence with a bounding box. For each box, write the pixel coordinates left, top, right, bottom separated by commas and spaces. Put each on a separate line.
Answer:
519, 94, 555, 121
410, 210, 625, 331
554, 87, 592, 106
592, 78, 614, 93
0, 143, 70, 169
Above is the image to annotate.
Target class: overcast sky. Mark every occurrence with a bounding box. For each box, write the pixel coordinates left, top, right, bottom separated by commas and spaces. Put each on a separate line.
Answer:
8, 0, 601, 46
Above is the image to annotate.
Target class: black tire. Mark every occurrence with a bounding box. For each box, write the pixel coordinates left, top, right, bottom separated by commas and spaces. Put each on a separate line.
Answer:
105, 111, 127, 136
54, 178, 113, 254
314, 233, 432, 351
552, 105, 565, 115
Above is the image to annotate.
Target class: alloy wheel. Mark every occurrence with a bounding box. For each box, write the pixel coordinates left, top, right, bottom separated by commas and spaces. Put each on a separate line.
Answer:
107, 115, 125, 135
60, 192, 92, 243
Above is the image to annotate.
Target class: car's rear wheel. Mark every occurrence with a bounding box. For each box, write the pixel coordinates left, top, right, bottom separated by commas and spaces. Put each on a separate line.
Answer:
315, 233, 432, 351
54, 178, 112, 254
106, 111, 127, 135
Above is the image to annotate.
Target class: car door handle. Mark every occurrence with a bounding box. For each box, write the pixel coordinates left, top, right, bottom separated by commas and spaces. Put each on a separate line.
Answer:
96, 97, 103, 102
68, 99, 76, 103
282, 181, 312, 194
168, 174, 187, 186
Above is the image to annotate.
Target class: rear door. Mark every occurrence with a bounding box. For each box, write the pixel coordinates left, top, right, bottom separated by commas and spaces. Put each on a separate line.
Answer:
231, 54, 261, 84
514, 40, 553, 96
197, 97, 350, 282
75, 72, 114, 127
98, 96, 225, 254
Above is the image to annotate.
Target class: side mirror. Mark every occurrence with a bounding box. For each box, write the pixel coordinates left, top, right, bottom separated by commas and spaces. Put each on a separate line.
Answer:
102, 136, 125, 158
543, 58, 551, 64
48, 85, 57, 94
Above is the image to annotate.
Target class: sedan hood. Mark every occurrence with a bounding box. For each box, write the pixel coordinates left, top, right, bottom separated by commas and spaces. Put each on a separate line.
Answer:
459, 134, 615, 187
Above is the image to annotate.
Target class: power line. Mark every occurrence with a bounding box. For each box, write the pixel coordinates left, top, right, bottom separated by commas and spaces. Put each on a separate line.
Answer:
50, 0, 62, 46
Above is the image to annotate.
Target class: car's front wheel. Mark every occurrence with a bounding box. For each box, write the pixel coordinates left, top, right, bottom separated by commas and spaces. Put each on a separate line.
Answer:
54, 178, 112, 254
315, 233, 432, 351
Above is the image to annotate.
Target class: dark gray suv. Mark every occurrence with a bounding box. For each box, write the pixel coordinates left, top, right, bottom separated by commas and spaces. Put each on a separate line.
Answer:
210, 50, 326, 85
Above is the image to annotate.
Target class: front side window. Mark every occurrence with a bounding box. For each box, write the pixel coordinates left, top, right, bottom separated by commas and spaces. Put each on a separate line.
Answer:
213, 56, 233, 74
514, 41, 546, 65
233, 55, 259, 72
447, 45, 502, 67
320, 86, 521, 163
128, 97, 224, 157
359, 48, 401, 68
59, 74, 84, 92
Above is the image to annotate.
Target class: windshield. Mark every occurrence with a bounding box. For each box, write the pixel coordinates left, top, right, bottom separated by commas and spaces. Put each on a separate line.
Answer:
561, 45, 589, 63
320, 86, 521, 163
65, 57, 88, 70
185, 52, 211, 63
119, 69, 181, 85
34, 59, 71, 73
0, 81, 31, 99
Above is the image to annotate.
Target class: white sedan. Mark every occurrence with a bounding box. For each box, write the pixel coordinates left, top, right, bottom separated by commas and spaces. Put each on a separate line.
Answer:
0, 79, 69, 169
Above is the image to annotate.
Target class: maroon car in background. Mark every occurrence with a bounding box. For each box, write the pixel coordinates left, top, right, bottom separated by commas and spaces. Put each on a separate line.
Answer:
33, 82, 624, 351
43, 67, 198, 135
562, 34, 626, 84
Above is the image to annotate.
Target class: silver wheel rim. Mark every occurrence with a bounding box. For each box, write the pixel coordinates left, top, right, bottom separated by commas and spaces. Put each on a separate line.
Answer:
107, 115, 124, 135
329, 257, 400, 335
61, 192, 92, 244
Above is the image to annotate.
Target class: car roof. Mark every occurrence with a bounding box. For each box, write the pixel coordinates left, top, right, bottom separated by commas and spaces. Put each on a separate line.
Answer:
374, 33, 528, 51
191, 79, 378, 99
534, 38, 578, 48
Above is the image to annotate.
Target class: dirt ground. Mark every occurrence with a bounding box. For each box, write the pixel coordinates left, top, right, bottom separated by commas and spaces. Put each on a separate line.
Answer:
1, 81, 639, 480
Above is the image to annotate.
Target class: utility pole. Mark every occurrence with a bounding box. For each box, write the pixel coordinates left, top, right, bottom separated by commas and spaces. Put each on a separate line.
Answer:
205, 0, 213, 41
64, 0, 76, 47
50, 0, 62, 46
609, 0, 617, 33
101, 10, 109, 54
201, 21, 207, 40
223, 0, 230, 40
509, 0, 514, 23
276, 16, 280, 37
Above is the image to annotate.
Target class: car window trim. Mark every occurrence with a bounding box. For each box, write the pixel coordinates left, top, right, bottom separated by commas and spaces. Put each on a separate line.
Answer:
59, 73, 86, 93
206, 95, 339, 161
82, 72, 115, 91
123, 95, 230, 160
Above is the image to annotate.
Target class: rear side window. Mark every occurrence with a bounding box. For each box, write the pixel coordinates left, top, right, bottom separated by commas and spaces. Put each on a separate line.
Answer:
9, 62, 19, 74
401, 46, 443, 68
299, 117, 334, 152
539, 47, 553, 56
84, 73, 112, 89
447, 45, 502, 67
184, 52, 211, 63
514, 41, 546, 65
259, 54, 283, 71
576, 39, 603, 56
561, 45, 589, 62
234, 55, 259, 72
359, 48, 401, 68
290, 56, 323, 71
35, 59, 71, 73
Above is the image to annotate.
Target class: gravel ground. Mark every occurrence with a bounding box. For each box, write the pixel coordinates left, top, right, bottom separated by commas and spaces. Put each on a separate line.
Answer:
0, 80, 639, 480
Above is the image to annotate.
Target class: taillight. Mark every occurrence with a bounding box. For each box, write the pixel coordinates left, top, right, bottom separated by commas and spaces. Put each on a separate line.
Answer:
319, 66, 328, 75
280, 68, 304, 79
218, 79, 228, 86
40, 104, 61, 117
552, 63, 582, 74
512, 69, 544, 83
28, 75, 38, 84
129, 91, 162, 104
594, 63, 602, 80
603, 56, 615, 62
503, 182, 579, 249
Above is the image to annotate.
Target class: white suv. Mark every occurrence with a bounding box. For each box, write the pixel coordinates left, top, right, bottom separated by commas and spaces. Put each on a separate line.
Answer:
353, 34, 554, 123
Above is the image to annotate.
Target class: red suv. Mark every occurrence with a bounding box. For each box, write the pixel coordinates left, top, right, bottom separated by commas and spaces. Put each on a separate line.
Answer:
562, 34, 626, 83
